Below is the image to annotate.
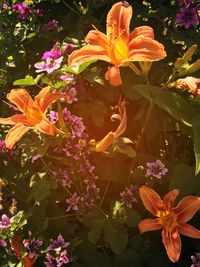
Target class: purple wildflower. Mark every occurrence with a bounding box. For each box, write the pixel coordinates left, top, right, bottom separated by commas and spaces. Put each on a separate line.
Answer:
59, 74, 74, 83
48, 234, 69, 252
12, 2, 31, 20
45, 254, 58, 267
0, 140, 15, 164
23, 235, 43, 259
120, 184, 137, 209
35, 8, 43, 17
62, 108, 85, 138
176, 7, 199, 28
57, 250, 70, 266
49, 111, 58, 124
0, 240, 7, 248
42, 19, 58, 31
34, 56, 63, 73
191, 253, 200, 267
63, 43, 74, 54
177, 0, 193, 6
146, 159, 168, 179
42, 49, 62, 60
0, 214, 12, 229
66, 192, 80, 211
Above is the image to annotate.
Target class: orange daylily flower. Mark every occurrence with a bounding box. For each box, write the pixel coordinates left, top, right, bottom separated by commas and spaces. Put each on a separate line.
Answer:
68, 1, 166, 86
138, 185, 200, 263
0, 86, 67, 149
89, 97, 127, 152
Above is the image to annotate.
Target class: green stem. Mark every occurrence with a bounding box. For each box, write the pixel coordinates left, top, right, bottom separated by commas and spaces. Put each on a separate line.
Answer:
48, 214, 76, 220
62, 0, 80, 16
98, 181, 111, 208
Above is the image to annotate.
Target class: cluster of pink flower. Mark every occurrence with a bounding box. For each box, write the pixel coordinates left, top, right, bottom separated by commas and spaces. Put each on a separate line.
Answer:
48, 108, 100, 213
0, 214, 71, 266
34, 43, 73, 74
12, 2, 42, 20
176, 0, 199, 29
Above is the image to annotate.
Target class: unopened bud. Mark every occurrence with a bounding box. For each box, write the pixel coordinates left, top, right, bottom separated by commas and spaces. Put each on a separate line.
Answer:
139, 62, 152, 76
182, 44, 197, 63
187, 59, 200, 74
89, 132, 115, 152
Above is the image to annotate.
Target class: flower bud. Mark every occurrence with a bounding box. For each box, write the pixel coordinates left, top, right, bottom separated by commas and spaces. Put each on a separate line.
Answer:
182, 44, 197, 63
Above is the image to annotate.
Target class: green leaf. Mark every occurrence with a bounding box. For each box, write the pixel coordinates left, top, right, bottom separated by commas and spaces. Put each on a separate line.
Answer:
192, 115, 200, 175
77, 59, 97, 74
26, 32, 36, 39
113, 137, 136, 158
13, 75, 36, 86
11, 210, 27, 231
30, 173, 58, 202
169, 164, 200, 200
103, 220, 128, 254
124, 209, 141, 227
130, 85, 194, 126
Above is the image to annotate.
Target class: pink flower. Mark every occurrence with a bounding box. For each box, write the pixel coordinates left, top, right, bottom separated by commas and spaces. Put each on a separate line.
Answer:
120, 184, 137, 208
12, 2, 31, 20
42, 49, 62, 60
169, 77, 200, 96
42, 19, 58, 31
34, 56, 63, 73
66, 192, 80, 211
0, 214, 13, 229
146, 159, 168, 179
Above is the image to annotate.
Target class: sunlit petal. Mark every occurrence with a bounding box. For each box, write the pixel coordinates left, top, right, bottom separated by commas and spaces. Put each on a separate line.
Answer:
0, 117, 15, 125
163, 189, 180, 210
139, 186, 164, 216
162, 228, 181, 263
128, 37, 166, 61
85, 30, 109, 51
10, 114, 36, 126
174, 196, 200, 223
34, 117, 56, 136
138, 218, 162, 233
90, 131, 115, 152
178, 223, 200, 238
105, 65, 122, 86
7, 89, 34, 114
68, 45, 111, 66
106, 2, 132, 40
130, 26, 154, 40
5, 123, 31, 149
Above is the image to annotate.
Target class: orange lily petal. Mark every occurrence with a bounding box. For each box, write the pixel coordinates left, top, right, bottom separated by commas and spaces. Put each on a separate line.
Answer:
34, 117, 56, 136
68, 45, 111, 66
10, 114, 36, 126
7, 89, 34, 114
129, 26, 154, 40
34, 86, 66, 113
5, 123, 31, 149
138, 218, 162, 233
162, 228, 181, 263
128, 37, 166, 62
178, 223, 200, 238
85, 30, 109, 51
90, 131, 115, 152
24, 254, 36, 267
105, 65, 122, 86
174, 196, 200, 223
113, 99, 127, 138
163, 189, 180, 210
139, 186, 164, 216
0, 117, 15, 125
106, 2, 132, 40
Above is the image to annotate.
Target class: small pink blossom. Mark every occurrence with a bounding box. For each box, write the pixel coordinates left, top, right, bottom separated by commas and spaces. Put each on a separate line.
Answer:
120, 184, 137, 208
146, 159, 168, 179
42, 49, 62, 60
63, 43, 74, 54
12, 2, 31, 20
0, 214, 13, 229
66, 192, 80, 212
42, 19, 58, 31
34, 56, 63, 73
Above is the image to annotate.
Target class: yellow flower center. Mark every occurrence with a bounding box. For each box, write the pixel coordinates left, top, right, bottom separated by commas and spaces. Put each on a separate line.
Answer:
157, 210, 177, 231
110, 36, 129, 64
